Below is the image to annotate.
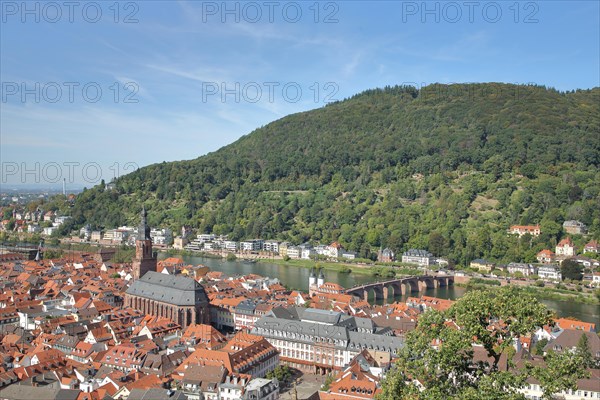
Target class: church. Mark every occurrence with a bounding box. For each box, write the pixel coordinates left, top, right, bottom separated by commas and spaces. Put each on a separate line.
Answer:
124, 207, 210, 328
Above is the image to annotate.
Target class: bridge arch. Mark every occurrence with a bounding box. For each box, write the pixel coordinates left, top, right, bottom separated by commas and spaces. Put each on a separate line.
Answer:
418, 277, 435, 291
386, 282, 404, 299
404, 279, 419, 294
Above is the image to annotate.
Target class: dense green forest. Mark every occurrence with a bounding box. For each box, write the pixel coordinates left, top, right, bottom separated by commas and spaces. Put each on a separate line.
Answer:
55, 83, 600, 265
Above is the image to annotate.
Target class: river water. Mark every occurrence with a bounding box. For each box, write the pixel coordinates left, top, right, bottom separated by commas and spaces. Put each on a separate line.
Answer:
168, 254, 600, 325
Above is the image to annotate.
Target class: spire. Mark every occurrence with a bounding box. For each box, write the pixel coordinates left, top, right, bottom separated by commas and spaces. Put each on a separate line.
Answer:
35, 241, 43, 261
310, 268, 316, 277
318, 269, 325, 279
139, 206, 151, 240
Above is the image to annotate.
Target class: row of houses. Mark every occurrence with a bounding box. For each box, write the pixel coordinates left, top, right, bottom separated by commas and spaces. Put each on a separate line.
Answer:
509, 220, 589, 237
537, 238, 599, 263
470, 259, 600, 284
183, 235, 359, 260
470, 260, 564, 281
77, 226, 173, 246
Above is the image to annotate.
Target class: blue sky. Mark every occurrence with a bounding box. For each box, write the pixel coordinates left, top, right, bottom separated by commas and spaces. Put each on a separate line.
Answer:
1, 0, 599, 187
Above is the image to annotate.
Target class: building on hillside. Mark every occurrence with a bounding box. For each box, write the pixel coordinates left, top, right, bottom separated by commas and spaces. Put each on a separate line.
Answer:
536, 249, 555, 264
326, 242, 344, 259
506, 263, 536, 277
470, 259, 495, 272
286, 246, 300, 259
173, 236, 188, 250
377, 248, 395, 263
90, 231, 103, 241
402, 249, 433, 267
508, 225, 541, 237
299, 243, 316, 260
556, 237, 576, 257
537, 265, 562, 282
593, 272, 600, 288
240, 239, 264, 252
262, 240, 279, 254
584, 240, 599, 253
150, 228, 172, 246
563, 220, 587, 235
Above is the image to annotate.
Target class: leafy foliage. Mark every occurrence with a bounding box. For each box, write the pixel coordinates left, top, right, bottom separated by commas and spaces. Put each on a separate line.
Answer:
65, 84, 599, 264
266, 365, 292, 383
378, 286, 588, 399
560, 259, 584, 280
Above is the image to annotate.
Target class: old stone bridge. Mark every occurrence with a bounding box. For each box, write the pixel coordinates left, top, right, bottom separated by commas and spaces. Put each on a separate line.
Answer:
346, 275, 454, 303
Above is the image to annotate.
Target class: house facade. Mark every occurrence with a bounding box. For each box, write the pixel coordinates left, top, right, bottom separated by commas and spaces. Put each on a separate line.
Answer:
563, 220, 587, 235
537, 265, 562, 282
556, 237, 576, 257
252, 307, 404, 375
506, 263, 536, 277
536, 249, 555, 264
470, 259, 495, 272
508, 225, 541, 237
402, 249, 434, 267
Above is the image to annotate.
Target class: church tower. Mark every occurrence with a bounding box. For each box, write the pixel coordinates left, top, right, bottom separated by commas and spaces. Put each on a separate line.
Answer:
132, 206, 157, 280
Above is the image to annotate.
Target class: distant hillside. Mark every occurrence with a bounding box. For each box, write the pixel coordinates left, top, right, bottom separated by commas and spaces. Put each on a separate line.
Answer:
63, 83, 600, 265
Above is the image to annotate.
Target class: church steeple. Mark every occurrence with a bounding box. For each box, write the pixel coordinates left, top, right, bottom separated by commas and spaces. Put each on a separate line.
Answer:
132, 206, 157, 280
139, 206, 151, 240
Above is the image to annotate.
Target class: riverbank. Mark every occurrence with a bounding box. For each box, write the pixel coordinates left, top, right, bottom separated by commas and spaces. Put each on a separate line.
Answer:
457, 281, 600, 305
258, 257, 425, 278
161, 248, 425, 277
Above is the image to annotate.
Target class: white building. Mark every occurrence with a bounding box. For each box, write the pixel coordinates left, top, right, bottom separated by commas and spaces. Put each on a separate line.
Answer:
27, 224, 41, 234
592, 272, 600, 288
224, 241, 239, 252
286, 246, 300, 259
537, 265, 562, 282
103, 227, 135, 243
219, 375, 249, 400
402, 249, 434, 267
263, 240, 279, 253
150, 228, 172, 245
556, 237, 576, 257
506, 263, 536, 277
43, 226, 58, 236
299, 244, 315, 260
241, 239, 264, 252
519, 376, 600, 400
326, 242, 344, 258
54, 216, 71, 226
197, 233, 217, 242
242, 378, 279, 400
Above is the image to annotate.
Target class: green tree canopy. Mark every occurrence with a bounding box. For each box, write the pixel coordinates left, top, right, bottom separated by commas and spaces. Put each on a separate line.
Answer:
378, 286, 588, 399
560, 259, 583, 281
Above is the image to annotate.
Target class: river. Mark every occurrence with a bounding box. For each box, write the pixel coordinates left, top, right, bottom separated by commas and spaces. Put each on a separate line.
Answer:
166, 254, 599, 325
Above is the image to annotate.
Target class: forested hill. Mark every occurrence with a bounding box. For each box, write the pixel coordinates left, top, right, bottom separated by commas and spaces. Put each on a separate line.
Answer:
66, 83, 600, 265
